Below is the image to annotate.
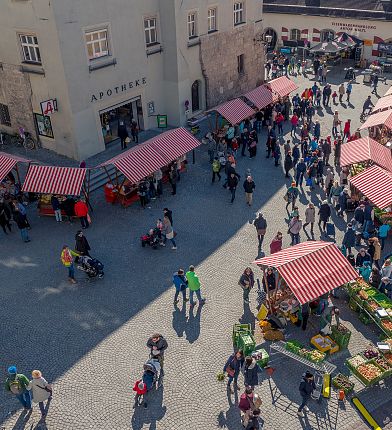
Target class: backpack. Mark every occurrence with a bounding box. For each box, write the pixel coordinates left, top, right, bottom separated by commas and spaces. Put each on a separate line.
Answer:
9, 377, 23, 395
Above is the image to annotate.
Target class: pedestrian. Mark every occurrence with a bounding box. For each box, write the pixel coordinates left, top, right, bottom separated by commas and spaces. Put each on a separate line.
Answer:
169, 165, 178, 195
118, 120, 129, 150
290, 113, 299, 136
253, 212, 267, 249
223, 349, 244, 394
284, 151, 293, 178
338, 188, 349, 217
297, 372, 316, 417
295, 158, 307, 187
318, 200, 331, 232
137, 180, 148, 209
4, 366, 32, 410
299, 302, 310, 330
369, 237, 381, 268
75, 230, 91, 256
324, 167, 334, 197
243, 356, 261, 390
186, 265, 205, 307
206, 133, 217, 163
276, 111, 284, 136
369, 267, 382, 289
245, 408, 261, 430
61, 245, 78, 283
355, 248, 372, 267
342, 223, 355, 255
303, 203, 315, 236
14, 199, 31, 229
51, 195, 62, 223
313, 120, 321, 141
228, 172, 238, 203
239, 267, 255, 304
74, 199, 89, 229
332, 111, 341, 137
322, 84, 331, 106
371, 74, 379, 94
13, 206, 30, 242
27, 370, 52, 419
162, 214, 177, 249
363, 203, 374, 233
292, 144, 300, 167
343, 119, 351, 141
131, 119, 139, 142
172, 268, 188, 304
346, 81, 353, 102
273, 144, 281, 166
329, 180, 342, 208
288, 215, 302, 246
270, 232, 283, 254
211, 157, 221, 183
379, 221, 390, 250
243, 176, 256, 206
285, 182, 299, 211
381, 259, 392, 279
163, 207, 173, 226
338, 83, 345, 103
380, 277, 392, 298
146, 334, 168, 372
322, 138, 332, 166
262, 267, 276, 294
239, 386, 262, 427
154, 169, 163, 197
0, 200, 12, 234
307, 161, 318, 190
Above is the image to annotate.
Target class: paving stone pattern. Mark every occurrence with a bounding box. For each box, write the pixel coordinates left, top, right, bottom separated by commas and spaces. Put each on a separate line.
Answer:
1, 64, 392, 430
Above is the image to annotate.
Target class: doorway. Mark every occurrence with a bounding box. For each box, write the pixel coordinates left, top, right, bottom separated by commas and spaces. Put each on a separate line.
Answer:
191, 80, 201, 112
265, 28, 277, 51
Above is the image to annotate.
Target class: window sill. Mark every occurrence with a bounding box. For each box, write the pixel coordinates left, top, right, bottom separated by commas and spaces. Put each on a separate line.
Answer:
146, 44, 163, 56
208, 29, 218, 34
234, 21, 246, 27
146, 42, 160, 48
187, 37, 200, 48
89, 57, 117, 72
20, 64, 45, 75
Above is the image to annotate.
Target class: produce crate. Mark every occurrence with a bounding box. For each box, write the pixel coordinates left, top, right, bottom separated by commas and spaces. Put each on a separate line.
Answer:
252, 348, 269, 368
308, 349, 326, 364
346, 354, 367, 372
332, 373, 355, 394
349, 297, 359, 312
331, 324, 351, 350
359, 311, 371, 325
325, 336, 339, 354
374, 357, 392, 378
311, 334, 332, 353
232, 323, 251, 346
285, 340, 303, 354
353, 360, 385, 386
238, 332, 256, 356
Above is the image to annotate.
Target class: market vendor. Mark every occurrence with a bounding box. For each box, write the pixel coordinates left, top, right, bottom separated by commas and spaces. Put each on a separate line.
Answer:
262, 267, 276, 295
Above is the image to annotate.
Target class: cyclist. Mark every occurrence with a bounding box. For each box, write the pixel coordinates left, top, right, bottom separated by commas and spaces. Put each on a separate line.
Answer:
146, 334, 168, 374
362, 96, 374, 115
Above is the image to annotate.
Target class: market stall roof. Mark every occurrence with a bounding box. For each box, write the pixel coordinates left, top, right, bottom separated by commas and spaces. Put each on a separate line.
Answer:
360, 109, 392, 131
243, 85, 277, 110
254, 241, 359, 304
0, 152, 31, 182
335, 33, 362, 47
349, 165, 392, 210
22, 165, 87, 196
385, 86, 392, 97
340, 137, 392, 172
372, 94, 392, 114
264, 76, 298, 98
309, 40, 348, 54
209, 98, 256, 125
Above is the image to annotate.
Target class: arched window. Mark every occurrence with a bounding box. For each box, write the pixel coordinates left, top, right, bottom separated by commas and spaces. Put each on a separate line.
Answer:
265, 28, 277, 51
321, 29, 335, 42
191, 80, 200, 112
290, 29, 301, 41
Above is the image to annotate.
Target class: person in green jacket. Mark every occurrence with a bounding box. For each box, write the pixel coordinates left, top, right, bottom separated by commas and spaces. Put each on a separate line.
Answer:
212, 157, 221, 183
186, 265, 205, 308
4, 365, 32, 409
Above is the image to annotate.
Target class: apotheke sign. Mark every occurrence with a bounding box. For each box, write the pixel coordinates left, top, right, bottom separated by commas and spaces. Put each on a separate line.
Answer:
91, 77, 147, 102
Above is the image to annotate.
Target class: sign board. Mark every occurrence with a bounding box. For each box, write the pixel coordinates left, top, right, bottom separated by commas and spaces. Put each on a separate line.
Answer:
157, 115, 167, 128
40, 99, 57, 116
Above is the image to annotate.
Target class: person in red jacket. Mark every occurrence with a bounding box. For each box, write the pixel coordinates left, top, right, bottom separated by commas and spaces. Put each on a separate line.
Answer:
343, 119, 351, 141
270, 232, 283, 254
74, 199, 89, 229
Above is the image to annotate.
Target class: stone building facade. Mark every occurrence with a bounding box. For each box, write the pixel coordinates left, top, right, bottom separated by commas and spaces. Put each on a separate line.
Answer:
200, 23, 264, 108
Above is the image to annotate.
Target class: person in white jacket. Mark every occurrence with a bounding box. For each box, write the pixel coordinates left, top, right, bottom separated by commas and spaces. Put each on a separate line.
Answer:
27, 370, 52, 419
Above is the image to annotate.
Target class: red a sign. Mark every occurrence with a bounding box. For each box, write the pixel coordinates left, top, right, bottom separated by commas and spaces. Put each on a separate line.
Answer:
40, 99, 56, 116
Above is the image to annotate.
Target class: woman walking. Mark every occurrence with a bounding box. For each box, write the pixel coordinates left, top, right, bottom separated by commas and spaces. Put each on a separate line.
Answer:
75, 230, 91, 256
60, 245, 79, 283
27, 370, 52, 419
163, 215, 177, 250
223, 350, 244, 394
243, 356, 261, 390
303, 203, 315, 236
288, 215, 302, 246
238, 267, 255, 304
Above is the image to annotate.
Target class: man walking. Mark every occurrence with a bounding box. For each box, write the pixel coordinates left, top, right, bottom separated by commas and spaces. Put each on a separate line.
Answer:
297, 372, 316, 417
74, 199, 89, 229
253, 213, 267, 249
186, 265, 205, 308
295, 159, 307, 187
211, 157, 221, 183
243, 176, 256, 206
172, 268, 188, 304
338, 83, 345, 103
371, 74, 379, 94
13, 207, 30, 242
4, 365, 32, 410
228, 173, 238, 203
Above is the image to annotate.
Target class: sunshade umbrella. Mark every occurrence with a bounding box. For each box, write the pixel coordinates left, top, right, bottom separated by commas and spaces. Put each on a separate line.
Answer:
310, 40, 348, 54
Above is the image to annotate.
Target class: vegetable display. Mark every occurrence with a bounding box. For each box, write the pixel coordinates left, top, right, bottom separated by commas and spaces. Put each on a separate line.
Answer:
332, 373, 354, 393
382, 320, 392, 332
356, 363, 383, 382
363, 348, 379, 359
375, 357, 392, 371
347, 355, 366, 368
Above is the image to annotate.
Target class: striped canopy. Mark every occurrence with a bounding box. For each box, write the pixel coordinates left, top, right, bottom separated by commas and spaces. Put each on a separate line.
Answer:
0, 152, 30, 182
244, 85, 278, 110
360, 109, 392, 130
209, 98, 256, 125
254, 241, 359, 304
372, 94, 392, 114
264, 76, 298, 98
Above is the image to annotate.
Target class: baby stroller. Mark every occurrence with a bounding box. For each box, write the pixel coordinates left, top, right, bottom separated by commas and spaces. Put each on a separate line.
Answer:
75, 255, 104, 278
141, 228, 161, 249
133, 358, 162, 408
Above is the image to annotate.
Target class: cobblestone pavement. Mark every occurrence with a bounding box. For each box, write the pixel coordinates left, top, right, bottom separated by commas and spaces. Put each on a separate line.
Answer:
1, 64, 392, 430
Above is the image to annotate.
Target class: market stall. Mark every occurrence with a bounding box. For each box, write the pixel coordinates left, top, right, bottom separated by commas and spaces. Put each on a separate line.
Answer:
207, 98, 256, 132
309, 40, 348, 66
372, 94, 392, 114
340, 137, 392, 176
243, 85, 277, 110
21, 165, 88, 216
0, 152, 31, 199
99, 127, 201, 207
360, 109, 392, 144
264, 75, 298, 99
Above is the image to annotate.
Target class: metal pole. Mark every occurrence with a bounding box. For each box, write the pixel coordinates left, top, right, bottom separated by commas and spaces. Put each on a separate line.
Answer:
192, 150, 195, 164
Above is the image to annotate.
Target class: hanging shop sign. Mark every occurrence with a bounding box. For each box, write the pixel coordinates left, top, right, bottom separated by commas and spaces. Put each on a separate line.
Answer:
90, 77, 147, 102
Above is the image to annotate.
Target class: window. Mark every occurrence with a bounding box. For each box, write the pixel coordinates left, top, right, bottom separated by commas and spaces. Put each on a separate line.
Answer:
85, 29, 109, 60
188, 12, 197, 38
321, 30, 335, 42
237, 54, 244, 74
234, 2, 245, 25
19, 34, 41, 64
0, 104, 11, 126
144, 18, 158, 46
208, 8, 217, 32
290, 29, 301, 41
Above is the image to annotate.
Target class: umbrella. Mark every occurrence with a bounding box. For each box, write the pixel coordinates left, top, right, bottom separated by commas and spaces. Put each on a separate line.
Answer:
310, 40, 348, 54
335, 32, 362, 47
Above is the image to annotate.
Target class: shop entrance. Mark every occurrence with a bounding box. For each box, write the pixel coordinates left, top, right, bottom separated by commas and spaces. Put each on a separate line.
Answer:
99, 97, 144, 145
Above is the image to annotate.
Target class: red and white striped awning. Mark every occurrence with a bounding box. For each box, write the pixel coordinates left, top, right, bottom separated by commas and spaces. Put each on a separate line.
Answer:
349, 165, 392, 209
360, 109, 392, 130
244, 85, 277, 110
264, 76, 298, 98
340, 137, 392, 172
385, 86, 392, 97
22, 165, 87, 196
254, 241, 358, 304
0, 152, 30, 181
100, 128, 201, 183
209, 98, 256, 125
373, 94, 392, 114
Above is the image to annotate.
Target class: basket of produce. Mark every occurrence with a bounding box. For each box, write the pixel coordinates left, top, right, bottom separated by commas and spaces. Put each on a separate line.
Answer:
381, 320, 392, 336
346, 354, 367, 372
365, 300, 379, 313
354, 361, 384, 386
285, 340, 303, 354
308, 350, 326, 364
331, 324, 351, 349
332, 373, 355, 394
349, 297, 359, 312
362, 347, 379, 360
376, 297, 392, 310
366, 288, 379, 298
383, 352, 392, 366
374, 356, 392, 378
298, 348, 311, 360
232, 323, 251, 345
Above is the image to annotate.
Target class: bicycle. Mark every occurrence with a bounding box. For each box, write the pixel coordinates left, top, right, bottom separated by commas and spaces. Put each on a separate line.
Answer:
0, 129, 38, 149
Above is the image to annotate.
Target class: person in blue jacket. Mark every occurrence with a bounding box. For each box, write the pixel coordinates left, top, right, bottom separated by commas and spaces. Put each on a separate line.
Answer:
172, 269, 188, 305
223, 349, 244, 394
342, 223, 356, 255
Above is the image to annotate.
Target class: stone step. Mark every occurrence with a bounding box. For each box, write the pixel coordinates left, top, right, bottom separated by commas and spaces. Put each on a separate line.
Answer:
87, 166, 123, 193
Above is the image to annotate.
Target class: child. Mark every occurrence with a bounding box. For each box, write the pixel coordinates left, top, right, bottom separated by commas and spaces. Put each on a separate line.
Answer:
332, 90, 338, 105
231, 138, 239, 156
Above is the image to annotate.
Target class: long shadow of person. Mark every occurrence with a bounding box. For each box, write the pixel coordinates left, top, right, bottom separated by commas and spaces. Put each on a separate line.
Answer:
11, 408, 32, 430
172, 303, 187, 338
131, 386, 166, 430
185, 303, 202, 343
239, 301, 257, 332
217, 387, 243, 429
